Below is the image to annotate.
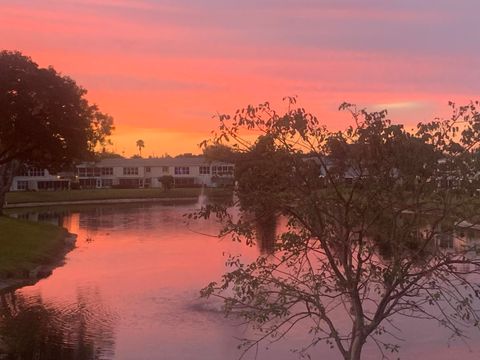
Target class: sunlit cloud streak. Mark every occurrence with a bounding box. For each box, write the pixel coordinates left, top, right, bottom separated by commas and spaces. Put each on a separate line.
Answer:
1, 0, 479, 155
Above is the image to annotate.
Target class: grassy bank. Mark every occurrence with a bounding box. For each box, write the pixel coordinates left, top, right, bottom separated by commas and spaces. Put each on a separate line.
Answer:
0, 216, 68, 276
6, 187, 232, 205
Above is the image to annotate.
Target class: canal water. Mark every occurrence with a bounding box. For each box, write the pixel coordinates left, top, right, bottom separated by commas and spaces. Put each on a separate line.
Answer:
2, 201, 480, 359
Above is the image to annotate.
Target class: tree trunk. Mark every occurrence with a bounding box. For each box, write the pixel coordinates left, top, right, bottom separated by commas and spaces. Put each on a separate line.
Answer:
348, 336, 364, 360
0, 161, 19, 215
346, 312, 366, 360
0, 191, 5, 215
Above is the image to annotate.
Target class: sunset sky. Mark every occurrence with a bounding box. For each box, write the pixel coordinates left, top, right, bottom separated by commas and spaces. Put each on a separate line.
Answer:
1, 0, 479, 156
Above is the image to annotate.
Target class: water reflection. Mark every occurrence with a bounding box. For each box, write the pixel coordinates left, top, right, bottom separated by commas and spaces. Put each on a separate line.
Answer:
254, 213, 278, 254
1, 202, 262, 360
0, 288, 116, 359
9, 208, 69, 227
3, 202, 480, 359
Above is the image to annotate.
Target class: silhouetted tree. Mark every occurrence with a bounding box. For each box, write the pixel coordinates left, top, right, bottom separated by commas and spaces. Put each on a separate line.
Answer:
96, 149, 124, 160
159, 175, 174, 192
198, 99, 480, 360
136, 139, 145, 157
0, 289, 116, 359
0, 50, 113, 211
175, 152, 201, 158
202, 144, 237, 163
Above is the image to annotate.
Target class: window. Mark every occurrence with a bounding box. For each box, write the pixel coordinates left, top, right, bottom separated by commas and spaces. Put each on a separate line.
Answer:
77, 167, 101, 177
123, 167, 139, 175
38, 181, 52, 190
101, 179, 113, 187
79, 178, 96, 188
23, 168, 45, 177
162, 166, 169, 173
145, 167, 151, 173
101, 167, 113, 176
174, 166, 189, 175
38, 180, 69, 190
17, 180, 28, 190
119, 178, 141, 188
199, 166, 210, 175
212, 165, 234, 176
174, 177, 194, 186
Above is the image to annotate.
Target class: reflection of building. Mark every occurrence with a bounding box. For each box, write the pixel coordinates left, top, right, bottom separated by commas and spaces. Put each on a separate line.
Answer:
10, 167, 70, 191
454, 222, 480, 251
76, 158, 234, 189
431, 222, 480, 274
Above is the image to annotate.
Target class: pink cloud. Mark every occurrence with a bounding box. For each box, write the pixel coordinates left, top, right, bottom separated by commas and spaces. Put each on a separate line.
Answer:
1, 0, 479, 155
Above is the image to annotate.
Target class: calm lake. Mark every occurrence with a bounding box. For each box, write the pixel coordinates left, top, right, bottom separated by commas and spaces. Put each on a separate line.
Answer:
2, 199, 480, 359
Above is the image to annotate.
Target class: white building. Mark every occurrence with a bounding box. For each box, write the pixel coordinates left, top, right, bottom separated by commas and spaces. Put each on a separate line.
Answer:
75, 157, 234, 189
10, 158, 234, 191
10, 167, 70, 191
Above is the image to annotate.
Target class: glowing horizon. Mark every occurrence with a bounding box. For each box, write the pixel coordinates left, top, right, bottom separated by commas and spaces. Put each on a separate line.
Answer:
1, 0, 479, 156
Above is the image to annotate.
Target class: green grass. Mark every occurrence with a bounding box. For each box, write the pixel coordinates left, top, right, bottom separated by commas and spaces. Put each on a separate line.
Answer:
0, 216, 67, 275
6, 187, 232, 205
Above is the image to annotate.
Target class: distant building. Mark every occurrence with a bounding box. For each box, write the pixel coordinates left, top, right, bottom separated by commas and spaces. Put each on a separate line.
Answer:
10, 158, 234, 191
10, 167, 70, 191
75, 157, 234, 189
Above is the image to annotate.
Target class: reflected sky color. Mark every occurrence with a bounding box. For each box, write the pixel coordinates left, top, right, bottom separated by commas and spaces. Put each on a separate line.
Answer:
3, 203, 480, 359
1, 0, 479, 155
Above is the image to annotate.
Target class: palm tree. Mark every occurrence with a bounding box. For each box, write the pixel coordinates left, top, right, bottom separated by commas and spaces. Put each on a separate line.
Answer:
136, 139, 145, 157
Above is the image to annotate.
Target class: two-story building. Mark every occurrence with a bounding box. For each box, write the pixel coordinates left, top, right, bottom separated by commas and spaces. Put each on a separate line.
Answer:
75, 157, 234, 189
10, 167, 71, 191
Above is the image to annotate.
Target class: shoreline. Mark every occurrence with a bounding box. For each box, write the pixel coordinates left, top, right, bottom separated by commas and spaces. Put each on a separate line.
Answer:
0, 190, 230, 292
0, 231, 77, 294
4, 188, 233, 209
4, 196, 203, 209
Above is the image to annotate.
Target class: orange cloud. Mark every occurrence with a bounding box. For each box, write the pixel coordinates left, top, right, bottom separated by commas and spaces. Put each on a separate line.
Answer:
1, 0, 479, 156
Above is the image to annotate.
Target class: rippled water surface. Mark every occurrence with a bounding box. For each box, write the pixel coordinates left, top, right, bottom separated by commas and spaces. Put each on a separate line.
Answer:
2, 201, 480, 359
